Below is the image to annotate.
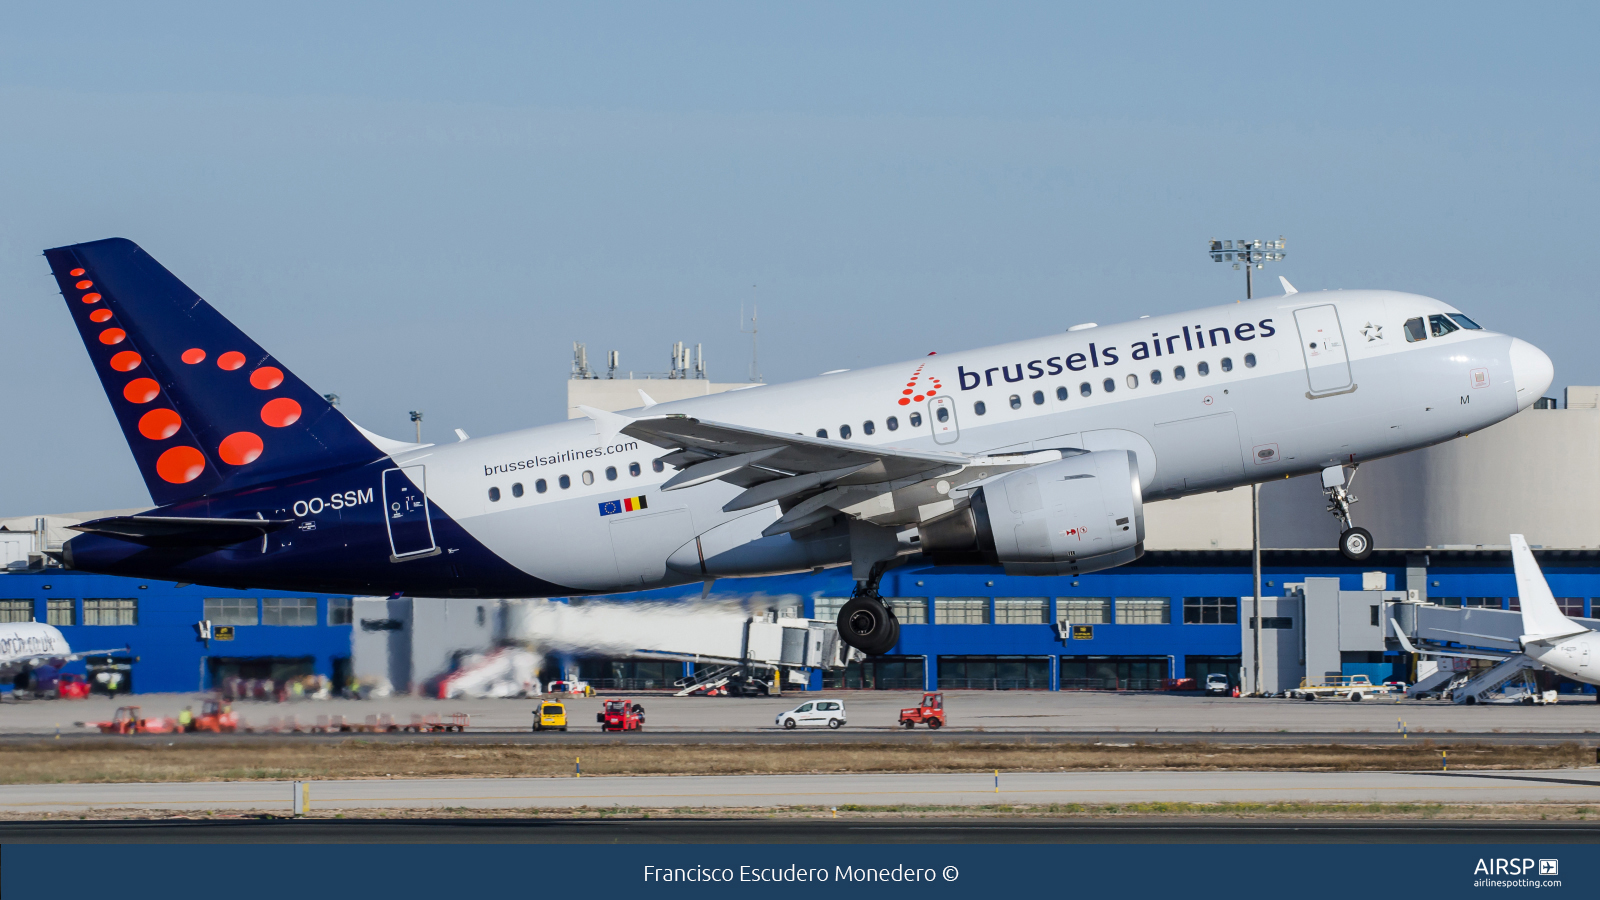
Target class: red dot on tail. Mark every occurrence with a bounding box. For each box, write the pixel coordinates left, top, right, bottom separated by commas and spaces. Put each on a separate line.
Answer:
260, 397, 302, 428
123, 378, 160, 403
249, 367, 284, 390
182, 348, 206, 365
98, 328, 125, 345
89, 309, 112, 323
109, 351, 141, 372
69, 268, 85, 277
156, 446, 206, 484
219, 431, 264, 466
75, 280, 93, 290
217, 351, 246, 371
138, 408, 182, 441
81, 293, 102, 303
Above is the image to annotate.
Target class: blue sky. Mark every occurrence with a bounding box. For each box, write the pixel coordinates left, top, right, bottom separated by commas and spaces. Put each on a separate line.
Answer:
2, 3, 1595, 512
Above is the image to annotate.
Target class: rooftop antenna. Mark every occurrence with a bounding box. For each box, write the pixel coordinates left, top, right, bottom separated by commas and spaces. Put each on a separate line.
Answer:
571, 342, 594, 379
408, 410, 424, 444
607, 350, 618, 380
740, 289, 762, 382
694, 343, 705, 379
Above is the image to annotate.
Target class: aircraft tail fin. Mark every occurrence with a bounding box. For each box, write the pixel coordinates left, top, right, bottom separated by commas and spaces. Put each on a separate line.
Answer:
1511, 534, 1588, 642
44, 238, 386, 506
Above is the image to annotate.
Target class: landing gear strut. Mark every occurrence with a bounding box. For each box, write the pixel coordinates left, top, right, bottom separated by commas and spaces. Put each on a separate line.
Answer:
836, 560, 900, 656
1324, 464, 1373, 562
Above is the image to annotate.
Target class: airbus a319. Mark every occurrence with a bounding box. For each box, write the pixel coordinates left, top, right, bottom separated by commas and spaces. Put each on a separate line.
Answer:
47, 239, 1553, 654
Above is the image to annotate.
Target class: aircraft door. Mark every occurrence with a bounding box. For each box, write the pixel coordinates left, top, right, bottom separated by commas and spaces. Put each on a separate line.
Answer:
382, 466, 438, 560
927, 396, 959, 444
1293, 304, 1354, 395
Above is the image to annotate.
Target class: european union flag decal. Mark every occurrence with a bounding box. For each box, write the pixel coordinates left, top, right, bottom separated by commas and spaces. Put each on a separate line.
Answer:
599, 494, 648, 516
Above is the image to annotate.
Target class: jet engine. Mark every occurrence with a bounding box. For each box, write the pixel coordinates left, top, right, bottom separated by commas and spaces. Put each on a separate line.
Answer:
918, 449, 1144, 576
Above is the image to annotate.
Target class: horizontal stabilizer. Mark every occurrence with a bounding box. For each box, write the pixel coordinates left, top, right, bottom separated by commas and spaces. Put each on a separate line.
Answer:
69, 515, 295, 548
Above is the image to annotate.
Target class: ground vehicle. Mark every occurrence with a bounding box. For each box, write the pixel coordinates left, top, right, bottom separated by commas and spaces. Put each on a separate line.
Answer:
897, 692, 945, 729
1290, 675, 1392, 702
598, 698, 644, 731
775, 699, 848, 729
83, 706, 176, 734
534, 701, 568, 731
192, 699, 240, 733
54, 673, 91, 700
548, 680, 594, 697
1204, 674, 1230, 696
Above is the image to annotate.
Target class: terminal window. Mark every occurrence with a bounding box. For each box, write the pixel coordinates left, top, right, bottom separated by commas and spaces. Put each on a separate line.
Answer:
47, 598, 75, 626
994, 597, 1049, 624
1182, 596, 1238, 625
1250, 616, 1293, 629
886, 598, 930, 624
1115, 597, 1170, 625
263, 597, 318, 626
204, 597, 257, 626
1057, 598, 1111, 624
0, 599, 31, 623
327, 598, 353, 626
83, 598, 137, 626
935, 597, 991, 624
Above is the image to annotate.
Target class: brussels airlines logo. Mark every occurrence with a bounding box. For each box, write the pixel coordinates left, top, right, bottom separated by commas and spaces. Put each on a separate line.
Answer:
894, 364, 942, 406
955, 318, 1277, 390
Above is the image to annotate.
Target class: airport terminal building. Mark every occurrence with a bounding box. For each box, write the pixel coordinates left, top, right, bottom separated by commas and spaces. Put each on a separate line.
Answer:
5, 386, 1600, 697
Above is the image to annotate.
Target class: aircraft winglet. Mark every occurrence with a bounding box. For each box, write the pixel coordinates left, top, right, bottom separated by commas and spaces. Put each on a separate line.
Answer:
1280, 276, 1298, 295
577, 405, 633, 440
638, 390, 658, 410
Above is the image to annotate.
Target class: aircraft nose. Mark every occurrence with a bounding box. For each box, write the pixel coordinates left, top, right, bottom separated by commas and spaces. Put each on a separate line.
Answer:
1510, 338, 1554, 410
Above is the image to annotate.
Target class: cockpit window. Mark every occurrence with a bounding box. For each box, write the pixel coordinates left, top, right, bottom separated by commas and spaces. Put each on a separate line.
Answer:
1448, 313, 1482, 330
1429, 314, 1460, 337
1403, 317, 1427, 342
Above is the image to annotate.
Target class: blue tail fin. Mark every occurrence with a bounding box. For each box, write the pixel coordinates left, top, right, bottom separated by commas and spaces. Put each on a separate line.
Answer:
45, 238, 385, 506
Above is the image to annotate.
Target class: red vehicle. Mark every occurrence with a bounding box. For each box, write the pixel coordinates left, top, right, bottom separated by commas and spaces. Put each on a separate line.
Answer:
192, 700, 241, 733
84, 706, 177, 734
898, 692, 945, 729
54, 674, 91, 700
597, 698, 645, 732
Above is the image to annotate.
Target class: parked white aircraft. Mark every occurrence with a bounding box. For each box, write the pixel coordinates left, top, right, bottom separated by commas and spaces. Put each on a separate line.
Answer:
1512, 533, 1599, 687
0, 621, 121, 680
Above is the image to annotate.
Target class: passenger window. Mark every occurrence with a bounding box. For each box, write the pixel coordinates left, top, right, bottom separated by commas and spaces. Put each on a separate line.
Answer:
886, 416, 899, 431
1429, 314, 1460, 337
1149, 369, 1163, 385
863, 420, 875, 435
1008, 395, 1021, 409
1056, 386, 1068, 401
1403, 317, 1427, 342
1244, 353, 1256, 368
1079, 382, 1092, 397
1220, 357, 1232, 372
909, 412, 922, 427
816, 428, 828, 439
559, 475, 571, 489
839, 424, 852, 439
1197, 361, 1210, 376
1449, 313, 1482, 330
1102, 377, 1115, 393
581, 470, 594, 485
652, 459, 665, 473
488, 487, 501, 502
1125, 373, 1138, 388
972, 402, 985, 416
536, 478, 548, 493
934, 407, 948, 423
512, 482, 524, 498
629, 462, 641, 477
1032, 390, 1045, 405
1173, 365, 1186, 381
605, 466, 617, 481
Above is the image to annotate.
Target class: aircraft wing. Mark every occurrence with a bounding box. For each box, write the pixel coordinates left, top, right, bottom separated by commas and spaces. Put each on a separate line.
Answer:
621, 415, 970, 511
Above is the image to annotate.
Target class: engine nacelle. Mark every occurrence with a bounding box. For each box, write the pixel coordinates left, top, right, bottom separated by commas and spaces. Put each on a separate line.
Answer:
919, 449, 1144, 576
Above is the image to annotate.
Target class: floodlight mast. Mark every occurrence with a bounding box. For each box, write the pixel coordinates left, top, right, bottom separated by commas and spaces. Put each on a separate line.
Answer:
1208, 237, 1286, 300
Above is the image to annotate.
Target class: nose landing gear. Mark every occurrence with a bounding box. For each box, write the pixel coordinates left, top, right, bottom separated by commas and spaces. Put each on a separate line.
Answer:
1324, 464, 1373, 561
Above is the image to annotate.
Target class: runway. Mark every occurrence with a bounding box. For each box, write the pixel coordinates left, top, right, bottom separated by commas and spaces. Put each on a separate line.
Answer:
5, 817, 1598, 844
5, 769, 1600, 814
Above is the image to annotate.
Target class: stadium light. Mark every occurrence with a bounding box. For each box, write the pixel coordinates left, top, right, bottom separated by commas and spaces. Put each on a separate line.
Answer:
1208, 236, 1286, 299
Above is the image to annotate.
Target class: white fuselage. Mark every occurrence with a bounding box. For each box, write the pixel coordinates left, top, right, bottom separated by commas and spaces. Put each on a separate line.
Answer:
0, 622, 72, 675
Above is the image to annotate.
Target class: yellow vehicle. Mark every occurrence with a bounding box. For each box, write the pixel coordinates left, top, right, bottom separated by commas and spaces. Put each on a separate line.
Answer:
533, 700, 568, 732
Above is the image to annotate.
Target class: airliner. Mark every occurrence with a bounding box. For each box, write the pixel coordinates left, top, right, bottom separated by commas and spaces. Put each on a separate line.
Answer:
1511, 534, 1599, 688
45, 238, 1552, 654
0, 621, 121, 683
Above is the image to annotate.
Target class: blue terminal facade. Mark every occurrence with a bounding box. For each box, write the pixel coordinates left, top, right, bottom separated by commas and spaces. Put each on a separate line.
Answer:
9, 549, 1598, 695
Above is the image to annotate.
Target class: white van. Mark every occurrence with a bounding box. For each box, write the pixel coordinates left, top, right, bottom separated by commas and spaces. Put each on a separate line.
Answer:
775, 699, 848, 729
1205, 673, 1231, 696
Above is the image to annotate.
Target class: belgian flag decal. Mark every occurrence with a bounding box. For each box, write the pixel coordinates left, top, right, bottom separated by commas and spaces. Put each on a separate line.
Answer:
598, 495, 648, 516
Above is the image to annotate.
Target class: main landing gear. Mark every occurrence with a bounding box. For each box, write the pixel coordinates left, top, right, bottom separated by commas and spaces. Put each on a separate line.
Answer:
1323, 463, 1373, 562
837, 561, 900, 656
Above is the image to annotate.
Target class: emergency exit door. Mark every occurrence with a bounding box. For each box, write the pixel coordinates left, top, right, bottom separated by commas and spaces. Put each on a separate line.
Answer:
927, 396, 959, 444
1293, 304, 1354, 395
382, 466, 437, 560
